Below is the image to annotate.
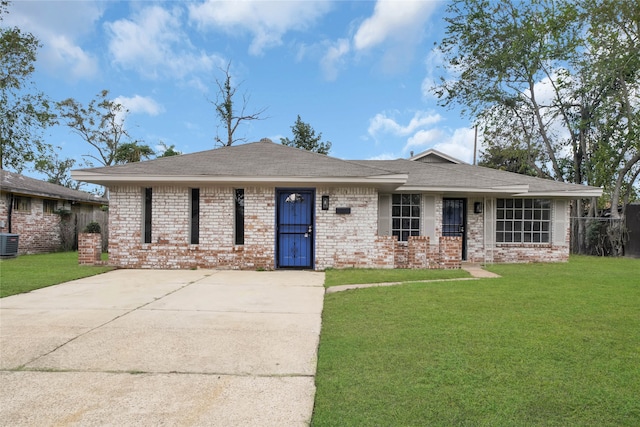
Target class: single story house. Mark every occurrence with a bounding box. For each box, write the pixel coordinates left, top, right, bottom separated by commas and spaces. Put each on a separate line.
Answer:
1, 170, 108, 254
72, 139, 602, 270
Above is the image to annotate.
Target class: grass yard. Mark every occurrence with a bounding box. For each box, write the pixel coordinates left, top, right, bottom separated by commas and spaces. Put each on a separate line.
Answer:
0, 252, 113, 298
312, 256, 640, 426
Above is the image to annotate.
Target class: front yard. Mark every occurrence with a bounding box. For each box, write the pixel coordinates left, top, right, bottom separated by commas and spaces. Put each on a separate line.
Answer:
2, 252, 638, 425
312, 256, 640, 426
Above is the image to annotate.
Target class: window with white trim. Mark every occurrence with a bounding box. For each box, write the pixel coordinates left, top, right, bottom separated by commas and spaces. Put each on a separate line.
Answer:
496, 198, 551, 243
391, 194, 421, 241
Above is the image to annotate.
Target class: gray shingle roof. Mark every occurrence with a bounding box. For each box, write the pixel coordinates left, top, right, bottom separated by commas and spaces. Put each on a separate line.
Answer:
74, 140, 398, 178
1, 170, 107, 204
72, 139, 601, 197
355, 159, 601, 195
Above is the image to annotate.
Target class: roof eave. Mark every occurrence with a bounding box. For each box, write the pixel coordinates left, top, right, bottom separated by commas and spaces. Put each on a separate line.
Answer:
396, 185, 530, 193
71, 172, 409, 186
513, 189, 603, 197
1, 187, 107, 205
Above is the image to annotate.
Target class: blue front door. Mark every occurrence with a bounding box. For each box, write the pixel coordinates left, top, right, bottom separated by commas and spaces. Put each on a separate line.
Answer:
277, 190, 314, 268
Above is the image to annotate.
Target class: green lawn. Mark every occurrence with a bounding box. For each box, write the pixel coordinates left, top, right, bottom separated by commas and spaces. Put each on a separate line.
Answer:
324, 267, 470, 287
312, 256, 640, 426
0, 252, 113, 298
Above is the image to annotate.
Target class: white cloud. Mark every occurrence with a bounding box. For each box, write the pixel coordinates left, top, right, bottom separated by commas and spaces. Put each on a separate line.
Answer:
105, 5, 225, 81
429, 127, 477, 164
367, 152, 399, 160
354, 1, 436, 50
352, 0, 439, 73
4, 1, 102, 80
366, 110, 476, 163
114, 95, 164, 116
368, 110, 443, 138
321, 39, 351, 81
45, 35, 98, 79
405, 128, 446, 150
188, 0, 333, 55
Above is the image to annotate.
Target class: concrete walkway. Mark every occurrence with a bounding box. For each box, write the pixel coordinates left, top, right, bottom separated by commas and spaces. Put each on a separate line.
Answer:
0, 270, 325, 426
461, 263, 501, 279
325, 264, 500, 294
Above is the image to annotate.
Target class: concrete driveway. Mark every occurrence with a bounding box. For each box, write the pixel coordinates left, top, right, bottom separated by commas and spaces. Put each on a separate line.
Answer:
0, 269, 325, 426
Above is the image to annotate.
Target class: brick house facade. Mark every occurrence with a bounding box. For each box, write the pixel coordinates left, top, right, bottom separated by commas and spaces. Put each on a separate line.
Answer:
1, 171, 108, 255
73, 140, 602, 270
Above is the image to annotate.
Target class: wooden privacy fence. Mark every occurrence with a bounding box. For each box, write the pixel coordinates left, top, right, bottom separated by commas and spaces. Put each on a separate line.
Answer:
60, 208, 109, 252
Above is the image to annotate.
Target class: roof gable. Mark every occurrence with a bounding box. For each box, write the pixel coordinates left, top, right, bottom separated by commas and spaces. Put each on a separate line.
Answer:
410, 149, 464, 164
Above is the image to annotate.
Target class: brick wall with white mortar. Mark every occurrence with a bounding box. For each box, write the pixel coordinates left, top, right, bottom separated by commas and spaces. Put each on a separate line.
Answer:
315, 186, 394, 269
466, 197, 486, 263
107, 185, 571, 269
108, 185, 277, 269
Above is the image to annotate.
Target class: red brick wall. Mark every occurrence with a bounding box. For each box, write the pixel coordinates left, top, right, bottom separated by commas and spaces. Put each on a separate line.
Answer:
3, 197, 62, 254
78, 233, 102, 265
439, 236, 462, 269
394, 236, 461, 269
0, 196, 8, 233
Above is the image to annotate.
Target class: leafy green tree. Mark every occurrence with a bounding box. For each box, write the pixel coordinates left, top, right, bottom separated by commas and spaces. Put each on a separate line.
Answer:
478, 145, 540, 177
35, 155, 79, 189
114, 142, 154, 164
435, 0, 640, 253
57, 90, 143, 167
157, 141, 181, 157
435, 0, 583, 182
280, 115, 331, 154
582, 0, 640, 219
0, 1, 55, 172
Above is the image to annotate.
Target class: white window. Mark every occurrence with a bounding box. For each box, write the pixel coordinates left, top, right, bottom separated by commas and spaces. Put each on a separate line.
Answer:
496, 198, 551, 243
391, 194, 421, 241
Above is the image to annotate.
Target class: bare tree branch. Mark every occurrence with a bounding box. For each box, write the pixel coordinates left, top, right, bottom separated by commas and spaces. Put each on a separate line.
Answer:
210, 61, 268, 146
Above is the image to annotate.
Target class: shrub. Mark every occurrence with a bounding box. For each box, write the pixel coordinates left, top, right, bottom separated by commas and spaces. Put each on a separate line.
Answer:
83, 221, 101, 234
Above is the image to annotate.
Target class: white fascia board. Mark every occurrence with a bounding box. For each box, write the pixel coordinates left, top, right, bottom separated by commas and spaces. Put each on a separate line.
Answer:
71, 172, 408, 186
397, 185, 529, 193
513, 189, 603, 197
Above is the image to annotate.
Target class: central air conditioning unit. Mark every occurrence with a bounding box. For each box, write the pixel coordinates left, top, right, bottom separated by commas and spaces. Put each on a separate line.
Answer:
0, 233, 19, 257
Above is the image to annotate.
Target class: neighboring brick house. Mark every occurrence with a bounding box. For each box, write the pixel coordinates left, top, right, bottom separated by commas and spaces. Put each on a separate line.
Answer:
72, 139, 602, 270
1, 170, 108, 254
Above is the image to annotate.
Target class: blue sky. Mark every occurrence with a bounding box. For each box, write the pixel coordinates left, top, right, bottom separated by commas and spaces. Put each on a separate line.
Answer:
6, 0, 478, 169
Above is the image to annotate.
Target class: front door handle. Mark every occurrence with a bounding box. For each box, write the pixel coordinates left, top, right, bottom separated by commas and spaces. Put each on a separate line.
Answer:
459, 226, 465, 233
